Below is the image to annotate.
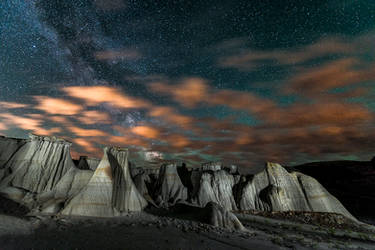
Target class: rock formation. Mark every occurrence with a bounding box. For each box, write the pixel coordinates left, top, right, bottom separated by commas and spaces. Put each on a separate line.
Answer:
194, 169, 237, 211
34, 167, 93, 214
239, 162, 355, 220
201, 162, 222, 171
77, 156, 90, 170
154, 163, 188, 207
205, 202, 245, 231
0, 134, 74, 197
61, 147, 147, 217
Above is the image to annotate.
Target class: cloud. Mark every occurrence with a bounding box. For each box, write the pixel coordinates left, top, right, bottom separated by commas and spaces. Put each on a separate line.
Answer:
68, 126, 109, 137
0, 113, 42, 131
34, 96, 83, 115
150, 78, 209, 108
76, 110, 111, 125
63, 86, 150, 109
284, 58, 375, 96
131, 126, 161, 139
217, 35, 362, 71
0, 122, 8, 131
148, 106, 195, 130
0, 101, 28, 109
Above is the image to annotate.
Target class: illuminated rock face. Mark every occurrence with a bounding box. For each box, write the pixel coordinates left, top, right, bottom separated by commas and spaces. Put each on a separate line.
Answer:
154, 164, 188, 207
239, 162, 355, 220
61, 147, 147, 217
194, 170, 237, 211
205, 202, 245, 231
0, 134, 74, 194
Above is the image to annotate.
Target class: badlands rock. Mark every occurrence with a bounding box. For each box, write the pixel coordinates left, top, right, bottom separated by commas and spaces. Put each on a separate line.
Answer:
35, 167, 93, 213
86, 157, 100, 171
133, 171, 156, 205
0, 136, 26, 169
77, 156, 90, 170
239, 162, 355, 220
201, 162, 222, 171
61, 147, 147, 217
194, 170, 237, 211
154, 163, 188, 207
205, 202, 245, 231
0, 134, 74, 194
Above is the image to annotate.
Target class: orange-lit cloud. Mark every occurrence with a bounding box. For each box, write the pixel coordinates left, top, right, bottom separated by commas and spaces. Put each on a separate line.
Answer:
150, 78, 209, 107
0, 101, 28, 109
76, 110, 111, 125
73, 138, 100, 154
68, 126, 109, 137
284, 58, 375, 96
131, 126, 161, 139
34, 96, 82, 115
0, 113, 42, 131
148, 106, 194, 130
63, 86, 150, 109
0, 122, 7, 131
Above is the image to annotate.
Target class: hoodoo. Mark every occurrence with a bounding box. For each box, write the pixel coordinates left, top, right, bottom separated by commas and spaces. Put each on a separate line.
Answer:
154, 163, 188, 207
194, 166, 237, 211
0, 134, 74, 196
239, 162, 355, 220
61, 147, 147, 217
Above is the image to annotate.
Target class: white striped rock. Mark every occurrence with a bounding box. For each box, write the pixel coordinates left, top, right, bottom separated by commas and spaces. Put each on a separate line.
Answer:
194, 170, 237, 211
239, 162, 355, 220
61, 147, 147, 217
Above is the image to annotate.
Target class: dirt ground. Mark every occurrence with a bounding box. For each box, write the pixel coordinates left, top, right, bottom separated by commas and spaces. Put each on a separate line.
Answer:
1, 211, 375, 250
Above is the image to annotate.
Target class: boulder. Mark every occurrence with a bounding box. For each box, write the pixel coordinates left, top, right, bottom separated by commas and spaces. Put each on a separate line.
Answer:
61, 147, 147, 217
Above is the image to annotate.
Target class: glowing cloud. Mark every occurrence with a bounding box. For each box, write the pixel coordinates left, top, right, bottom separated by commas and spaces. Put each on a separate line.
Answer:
34, 96, 82, 115
63, 86, 150, 109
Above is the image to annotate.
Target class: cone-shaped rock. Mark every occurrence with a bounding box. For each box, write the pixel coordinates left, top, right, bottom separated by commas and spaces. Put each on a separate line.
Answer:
0, 134, 74, 194
61, 147, 147, 217
239, 162, 355, 220
77, 156, 90, 170
154, 163, 188, 207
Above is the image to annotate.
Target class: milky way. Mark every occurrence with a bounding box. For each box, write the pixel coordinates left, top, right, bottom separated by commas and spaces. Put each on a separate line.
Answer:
1, 0, 375, 172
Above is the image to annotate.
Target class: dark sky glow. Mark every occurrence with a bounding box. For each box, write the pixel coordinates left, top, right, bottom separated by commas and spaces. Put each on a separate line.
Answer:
0, 0, 374, 171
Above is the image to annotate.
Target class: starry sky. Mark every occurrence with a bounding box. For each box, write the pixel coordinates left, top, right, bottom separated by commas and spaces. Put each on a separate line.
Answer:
0, 0, 374, 171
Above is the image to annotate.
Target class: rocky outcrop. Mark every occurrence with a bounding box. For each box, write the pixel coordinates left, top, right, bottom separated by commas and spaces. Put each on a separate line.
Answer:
205, 202, 245, 231
154, 163, 188, 207
194, 170, 237, 211
0, 134, 74, 194
239, 162, 355, 220
34, 167, 94, 214
86, 157, 100, 171
77, 156, 90, 170
61, 147, 147, 217
202, 162, 222, 172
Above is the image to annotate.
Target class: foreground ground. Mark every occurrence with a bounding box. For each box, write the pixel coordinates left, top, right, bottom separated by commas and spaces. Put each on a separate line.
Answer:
1, 210, 375, 250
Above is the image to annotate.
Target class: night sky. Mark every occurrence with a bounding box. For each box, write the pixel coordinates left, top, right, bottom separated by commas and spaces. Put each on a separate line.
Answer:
0, 0, 374, 171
